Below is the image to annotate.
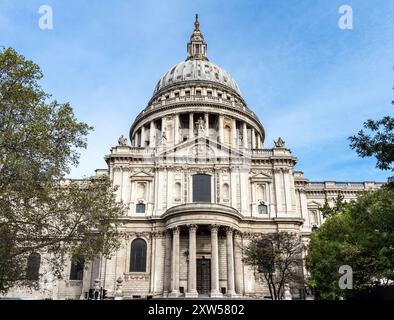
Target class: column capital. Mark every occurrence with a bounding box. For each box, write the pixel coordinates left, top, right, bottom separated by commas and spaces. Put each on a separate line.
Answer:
225, 227, 234, 236
169, 226, 180, 234
234, 230, 242, 239
187, 224, 198, 232
210, 224, 220, 232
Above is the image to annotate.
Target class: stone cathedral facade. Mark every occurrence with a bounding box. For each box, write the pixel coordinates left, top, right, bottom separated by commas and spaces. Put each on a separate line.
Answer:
5, 16, 382, 300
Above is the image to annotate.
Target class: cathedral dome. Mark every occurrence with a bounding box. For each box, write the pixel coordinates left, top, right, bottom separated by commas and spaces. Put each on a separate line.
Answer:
152, 14, 241, 96
153, 60, 241, 95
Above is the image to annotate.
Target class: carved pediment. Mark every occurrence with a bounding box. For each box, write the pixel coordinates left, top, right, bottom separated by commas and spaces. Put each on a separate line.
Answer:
154, 136, 251, 163
250, 170, 272, 181
307, 201, 321, 208
130, 170, 154, 181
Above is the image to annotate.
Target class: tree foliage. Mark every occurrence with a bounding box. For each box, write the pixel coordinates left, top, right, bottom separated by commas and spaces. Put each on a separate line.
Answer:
349, 116, 394, 173
243, 232, 304, 300
0, 47, 126, 293
306, 186, 394, 299
320, 194, 346, 219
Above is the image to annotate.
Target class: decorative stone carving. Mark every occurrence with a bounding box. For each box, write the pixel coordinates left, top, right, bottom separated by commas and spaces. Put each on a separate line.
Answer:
118, 135, 128, 146
274, 137, 285, 148
115, 276, 123, 300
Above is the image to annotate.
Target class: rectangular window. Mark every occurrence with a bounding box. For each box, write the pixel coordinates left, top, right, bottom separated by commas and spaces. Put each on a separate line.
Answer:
136, 203, 146, 213
194, 44, 200, 54
193, 174, 211, 202
70, 258, 84, 280
258, 204, 268, 215
196, 90, 201, 96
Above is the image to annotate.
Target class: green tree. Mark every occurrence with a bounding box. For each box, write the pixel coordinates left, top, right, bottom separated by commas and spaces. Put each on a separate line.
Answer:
0, 47, 126, 293
320, 194, 346, 219
349, 116, 394, 177
306, 187, 394, 299
243, 232, 304, 300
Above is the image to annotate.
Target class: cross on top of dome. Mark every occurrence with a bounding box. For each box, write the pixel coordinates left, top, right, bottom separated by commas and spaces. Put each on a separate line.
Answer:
187, 14, 208, 61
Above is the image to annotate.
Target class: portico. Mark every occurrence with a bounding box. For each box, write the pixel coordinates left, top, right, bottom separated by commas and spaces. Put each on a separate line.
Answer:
163, 204, 243, 298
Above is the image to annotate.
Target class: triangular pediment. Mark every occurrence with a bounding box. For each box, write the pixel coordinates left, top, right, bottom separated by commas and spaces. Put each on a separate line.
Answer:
250, 172, 272, 180
154, 136, 251, 163
132, 170, 154, 177
307, 201, 321, 207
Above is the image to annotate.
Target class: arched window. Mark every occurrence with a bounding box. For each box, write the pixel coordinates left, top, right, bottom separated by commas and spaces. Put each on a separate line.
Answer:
258, 203, 268, 215
193, 174, 211, 202
26, 253, 41, 281
70, 256, 84, 280
130, 239, 147, 272
222, 183, 230, 202
224, 125, 231, 144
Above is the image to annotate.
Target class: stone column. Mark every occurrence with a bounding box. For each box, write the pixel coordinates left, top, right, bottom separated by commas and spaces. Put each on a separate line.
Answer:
210, 225, 222, 297
140, 126, 145, 148
169, 227, 180, 297
163, 231, 172, 296
161, 117, 166, 136
233, 231, 243, 295
174, 114, 180, 145
226, 228, 236, 296
257, 134, 262, 149
251, 128, 256, 149
186, 224, 198, 297
204, 113, 209, 137
243, 122, 248, 148
219, 115, 224, 143
134, 132, 139, 147
149, 121, 155, 148
232, 118, 237, 147
189, 113, 194, 139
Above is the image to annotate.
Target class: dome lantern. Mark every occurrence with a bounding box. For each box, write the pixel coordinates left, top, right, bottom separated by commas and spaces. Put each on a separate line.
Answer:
187, 14, 208, 61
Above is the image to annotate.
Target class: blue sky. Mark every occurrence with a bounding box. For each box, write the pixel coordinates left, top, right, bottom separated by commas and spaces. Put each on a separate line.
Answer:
1, 0, 393, 182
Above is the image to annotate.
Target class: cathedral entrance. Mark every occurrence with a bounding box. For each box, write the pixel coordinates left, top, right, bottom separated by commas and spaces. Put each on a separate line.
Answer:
196, 258, 211, 294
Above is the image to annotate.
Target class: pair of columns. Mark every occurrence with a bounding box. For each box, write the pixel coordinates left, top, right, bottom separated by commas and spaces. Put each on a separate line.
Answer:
167, 225, 242, 298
